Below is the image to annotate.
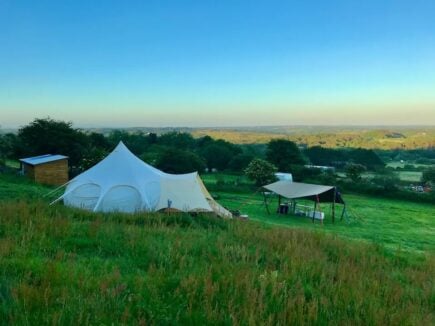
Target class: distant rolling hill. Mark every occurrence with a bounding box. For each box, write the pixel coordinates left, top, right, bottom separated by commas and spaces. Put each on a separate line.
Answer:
191, 126, 435, 149
87, 126, 434, 150
4, 125, 434, 149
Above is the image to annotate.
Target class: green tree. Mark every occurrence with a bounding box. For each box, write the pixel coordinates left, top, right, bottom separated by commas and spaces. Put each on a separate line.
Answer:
349, 148, 384, 170
158, 132, 196, 150
345, 163, 367, 182
140, 144, 166, 166
0, 133, 20, 161
0, 134, 5, 167
228, 153, 254, 172
196, 135, 214, 148
266, 139, 305, 171
156, 148, 206, 174
17, 118, 87, 167
148, 132, 157, 144
107, 130, 150, 155
305, 146, 346, 166
78, 147, 108, 171
200, 140, 241, 171
87, 132, 111, 150
244, 158, 277, 186
201, 144, 233, 171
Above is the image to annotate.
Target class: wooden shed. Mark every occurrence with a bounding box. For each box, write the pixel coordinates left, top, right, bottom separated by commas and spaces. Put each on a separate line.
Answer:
19, 154, 69, 186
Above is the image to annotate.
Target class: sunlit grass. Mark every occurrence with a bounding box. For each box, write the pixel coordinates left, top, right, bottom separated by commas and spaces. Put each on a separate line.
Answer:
0, 173, 434, 324
214, 191, 435, 254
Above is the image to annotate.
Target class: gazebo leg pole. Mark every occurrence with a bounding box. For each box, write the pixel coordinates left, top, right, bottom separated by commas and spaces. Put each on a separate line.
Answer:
263, 192, 271, 215
341, 204, 346, 221
332, 187, 336, 224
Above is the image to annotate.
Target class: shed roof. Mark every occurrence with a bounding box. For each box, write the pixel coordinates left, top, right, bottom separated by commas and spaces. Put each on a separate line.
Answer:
19, 154, 68, 166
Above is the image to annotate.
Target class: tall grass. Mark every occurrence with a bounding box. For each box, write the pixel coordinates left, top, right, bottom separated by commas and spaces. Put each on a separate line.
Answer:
1, 199, 434, 325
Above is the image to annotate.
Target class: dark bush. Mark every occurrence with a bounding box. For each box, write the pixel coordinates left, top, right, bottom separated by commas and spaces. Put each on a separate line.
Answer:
156, 148, 206, 174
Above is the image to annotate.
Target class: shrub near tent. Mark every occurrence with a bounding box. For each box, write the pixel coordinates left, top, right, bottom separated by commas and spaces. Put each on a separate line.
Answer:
245, 158, 277, 186
266, 139, 305, 171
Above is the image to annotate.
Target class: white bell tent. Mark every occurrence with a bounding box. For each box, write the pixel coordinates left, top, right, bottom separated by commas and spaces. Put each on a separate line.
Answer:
52, 142, 232, 218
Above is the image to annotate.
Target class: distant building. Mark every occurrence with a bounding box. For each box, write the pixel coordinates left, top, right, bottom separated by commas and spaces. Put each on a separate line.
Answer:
19, 154, 69, 186
275, 172, 293, 182
304, 165, 336, 172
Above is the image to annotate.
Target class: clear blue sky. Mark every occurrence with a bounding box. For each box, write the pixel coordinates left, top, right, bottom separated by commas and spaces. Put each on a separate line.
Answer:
1, 0, 434, 127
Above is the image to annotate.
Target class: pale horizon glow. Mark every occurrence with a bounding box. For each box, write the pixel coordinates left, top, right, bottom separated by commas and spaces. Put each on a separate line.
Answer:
1, 1, 435, 128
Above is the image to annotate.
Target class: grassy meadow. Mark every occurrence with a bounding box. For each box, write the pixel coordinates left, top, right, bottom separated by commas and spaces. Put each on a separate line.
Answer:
336, 171, 423, 182
214, 192, 435, 253
0, 173, 434, 324
202, 174, 435, 253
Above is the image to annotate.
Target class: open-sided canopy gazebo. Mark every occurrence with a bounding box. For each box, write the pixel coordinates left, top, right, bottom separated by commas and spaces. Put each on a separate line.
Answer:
263, 180, 345, 223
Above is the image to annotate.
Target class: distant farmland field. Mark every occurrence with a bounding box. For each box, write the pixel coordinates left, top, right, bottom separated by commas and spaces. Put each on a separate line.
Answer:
336, 171, 423, 182
397, 171, 424, 182
191, 127, 435, 149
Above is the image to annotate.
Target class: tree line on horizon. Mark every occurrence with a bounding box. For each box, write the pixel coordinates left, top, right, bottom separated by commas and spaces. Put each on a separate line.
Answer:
2, 118, 435, 203
191, 127, 435, 150
0, 118, 388, 176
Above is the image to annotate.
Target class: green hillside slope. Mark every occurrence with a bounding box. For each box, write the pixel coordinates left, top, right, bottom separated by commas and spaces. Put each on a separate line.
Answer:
0, 175, 434, 324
